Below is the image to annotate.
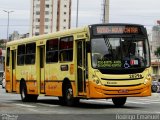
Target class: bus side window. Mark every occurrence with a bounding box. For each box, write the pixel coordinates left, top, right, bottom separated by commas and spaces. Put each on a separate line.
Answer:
17, 44, 25, 65
25, 43, 36, 65
46, 38, 58, 63
6, 47, 10, 66
59, 36, 73, 62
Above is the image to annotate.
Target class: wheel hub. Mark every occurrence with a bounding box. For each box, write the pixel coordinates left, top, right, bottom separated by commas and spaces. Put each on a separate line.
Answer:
67, 88, 73, 100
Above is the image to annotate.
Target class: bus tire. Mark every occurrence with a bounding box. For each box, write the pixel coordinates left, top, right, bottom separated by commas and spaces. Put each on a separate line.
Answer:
64, 84, 79, 106
58, 97, 65, 105
151, 85, 158, 93
30, 95, 38, 102
112, 97, 127, 107
20, 82, 29, 102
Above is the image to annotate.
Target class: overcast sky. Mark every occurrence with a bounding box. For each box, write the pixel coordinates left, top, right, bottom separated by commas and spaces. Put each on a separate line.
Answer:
0, 0, 160, 39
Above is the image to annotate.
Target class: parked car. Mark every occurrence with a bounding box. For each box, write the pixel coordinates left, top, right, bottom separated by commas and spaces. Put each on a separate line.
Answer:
2, 73, 5, 89
0, 78, 2, 85
151, 80, 160, 93
0, 72, 3, 85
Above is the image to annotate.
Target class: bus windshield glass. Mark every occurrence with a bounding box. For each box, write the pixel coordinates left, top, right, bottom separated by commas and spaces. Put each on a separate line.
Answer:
91, 37, 150, 69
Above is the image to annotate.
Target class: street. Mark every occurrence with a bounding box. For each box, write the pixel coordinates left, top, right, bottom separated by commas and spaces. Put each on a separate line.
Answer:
0, 86, 160, 120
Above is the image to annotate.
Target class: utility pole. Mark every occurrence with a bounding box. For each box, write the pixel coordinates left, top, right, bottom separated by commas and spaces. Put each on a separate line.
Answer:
76, 0, 79, 27
103, 0, 109, 23
3, 10, 14, 41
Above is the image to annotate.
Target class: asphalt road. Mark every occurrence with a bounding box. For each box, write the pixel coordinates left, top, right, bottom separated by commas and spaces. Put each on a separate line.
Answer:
0, 86, 160, 120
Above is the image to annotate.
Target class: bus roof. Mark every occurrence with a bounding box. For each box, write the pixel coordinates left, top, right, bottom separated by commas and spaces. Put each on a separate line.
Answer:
89, 23, 144, 27
6, 26, 88, 46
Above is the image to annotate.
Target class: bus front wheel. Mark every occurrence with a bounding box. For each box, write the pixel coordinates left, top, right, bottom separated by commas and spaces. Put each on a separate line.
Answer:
64, 84, 79, 106
112, 97, 127, 107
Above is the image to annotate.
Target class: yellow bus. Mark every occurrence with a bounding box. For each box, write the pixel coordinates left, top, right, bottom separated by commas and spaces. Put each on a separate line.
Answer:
5, 23, 152, 106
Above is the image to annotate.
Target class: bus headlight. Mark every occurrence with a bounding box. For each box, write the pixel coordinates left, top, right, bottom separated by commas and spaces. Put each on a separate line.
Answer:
144, 74, 151, 85
92, 75, 101, 85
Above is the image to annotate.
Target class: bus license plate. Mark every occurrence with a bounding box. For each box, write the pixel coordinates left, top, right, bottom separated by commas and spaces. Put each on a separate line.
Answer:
118, 89, 128, 93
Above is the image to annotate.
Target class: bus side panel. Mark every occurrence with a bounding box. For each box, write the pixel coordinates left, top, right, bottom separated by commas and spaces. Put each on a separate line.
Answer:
45, 64, 62, 96
16, 65, 38, 95
16, 81, 20, 93
71, 82, 77, 97
26, 81, 38, 95
45, 63, 75, 97
45, 82, 62, 96
26, 65, 38, 95
5, 67, 12, 92
16, 66, 24, 94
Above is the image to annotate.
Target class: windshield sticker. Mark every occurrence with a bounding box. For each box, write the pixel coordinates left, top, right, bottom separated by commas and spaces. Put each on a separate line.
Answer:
97, 60, 121, 68
124, 61, 130, 68
130, 59, 139, 65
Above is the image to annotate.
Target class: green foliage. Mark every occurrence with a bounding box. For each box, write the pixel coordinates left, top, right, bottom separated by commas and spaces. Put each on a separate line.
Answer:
0, 39, 6, 50
154, 47, 160, 57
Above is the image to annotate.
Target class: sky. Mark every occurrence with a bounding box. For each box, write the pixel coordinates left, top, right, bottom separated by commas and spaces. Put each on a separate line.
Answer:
0, 0, 160, 39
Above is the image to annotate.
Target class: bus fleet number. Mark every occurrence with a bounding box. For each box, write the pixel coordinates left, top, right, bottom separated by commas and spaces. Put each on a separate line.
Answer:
129, 74, 143, 79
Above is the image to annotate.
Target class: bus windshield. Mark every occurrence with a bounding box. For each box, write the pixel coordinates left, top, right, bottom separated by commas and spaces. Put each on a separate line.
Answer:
91, 37, 150, 69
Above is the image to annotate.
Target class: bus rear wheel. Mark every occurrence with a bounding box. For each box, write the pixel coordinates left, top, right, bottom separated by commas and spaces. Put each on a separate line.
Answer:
20, 82, 38, 102
20, 82, 29, 102
112, 97, 127, 107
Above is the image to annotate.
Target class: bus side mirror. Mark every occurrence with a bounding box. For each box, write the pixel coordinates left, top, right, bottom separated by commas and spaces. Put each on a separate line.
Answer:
86, 42, 91, 53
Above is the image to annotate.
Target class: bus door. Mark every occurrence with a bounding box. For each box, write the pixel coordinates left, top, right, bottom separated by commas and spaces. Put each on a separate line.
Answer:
11, 50, 16, 92
39, 46, 45, 94
76, 40, 86, 95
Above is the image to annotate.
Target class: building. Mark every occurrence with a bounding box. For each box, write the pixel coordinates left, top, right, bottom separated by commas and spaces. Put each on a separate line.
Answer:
9, 31, 20, 41
9, 31, 29, 41
30, 0, 71, 36
0, 39, 7, 50
150, 21, 160, 79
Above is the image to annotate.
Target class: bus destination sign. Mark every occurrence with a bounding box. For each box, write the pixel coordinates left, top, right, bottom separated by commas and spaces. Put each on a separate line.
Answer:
93, 26, 141, 35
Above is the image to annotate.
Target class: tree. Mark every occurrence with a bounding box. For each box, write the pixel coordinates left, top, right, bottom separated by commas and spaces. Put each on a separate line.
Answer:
154, 47, 160, 57
0, 39, 6, 50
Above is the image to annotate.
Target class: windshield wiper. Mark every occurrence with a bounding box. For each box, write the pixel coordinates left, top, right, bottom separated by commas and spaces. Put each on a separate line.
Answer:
104, 37, 113, 61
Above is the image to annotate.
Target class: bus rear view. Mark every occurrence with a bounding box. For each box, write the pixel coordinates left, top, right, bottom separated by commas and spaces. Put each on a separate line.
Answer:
88, 24, 151, 107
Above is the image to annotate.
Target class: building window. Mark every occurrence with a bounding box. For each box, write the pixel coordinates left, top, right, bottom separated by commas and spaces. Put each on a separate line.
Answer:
64, 12, 66, 15
36, 25, 39, 29
64, 19, 66, 22
45, 11, 49, 15
46, 4, 49, 8
36, 4, 40, 8
45, 18, 49, 22
46, 39, 58, 63
36, 18, 40, 22
59, 36, 73, 62
35, 32, 39, 36
45, 25, 49, 29
64, 5, 67, 7
36, 11, 40, 15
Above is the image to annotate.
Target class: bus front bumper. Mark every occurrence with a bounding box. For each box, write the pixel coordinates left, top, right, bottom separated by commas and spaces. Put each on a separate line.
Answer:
88, 81, 151, 99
